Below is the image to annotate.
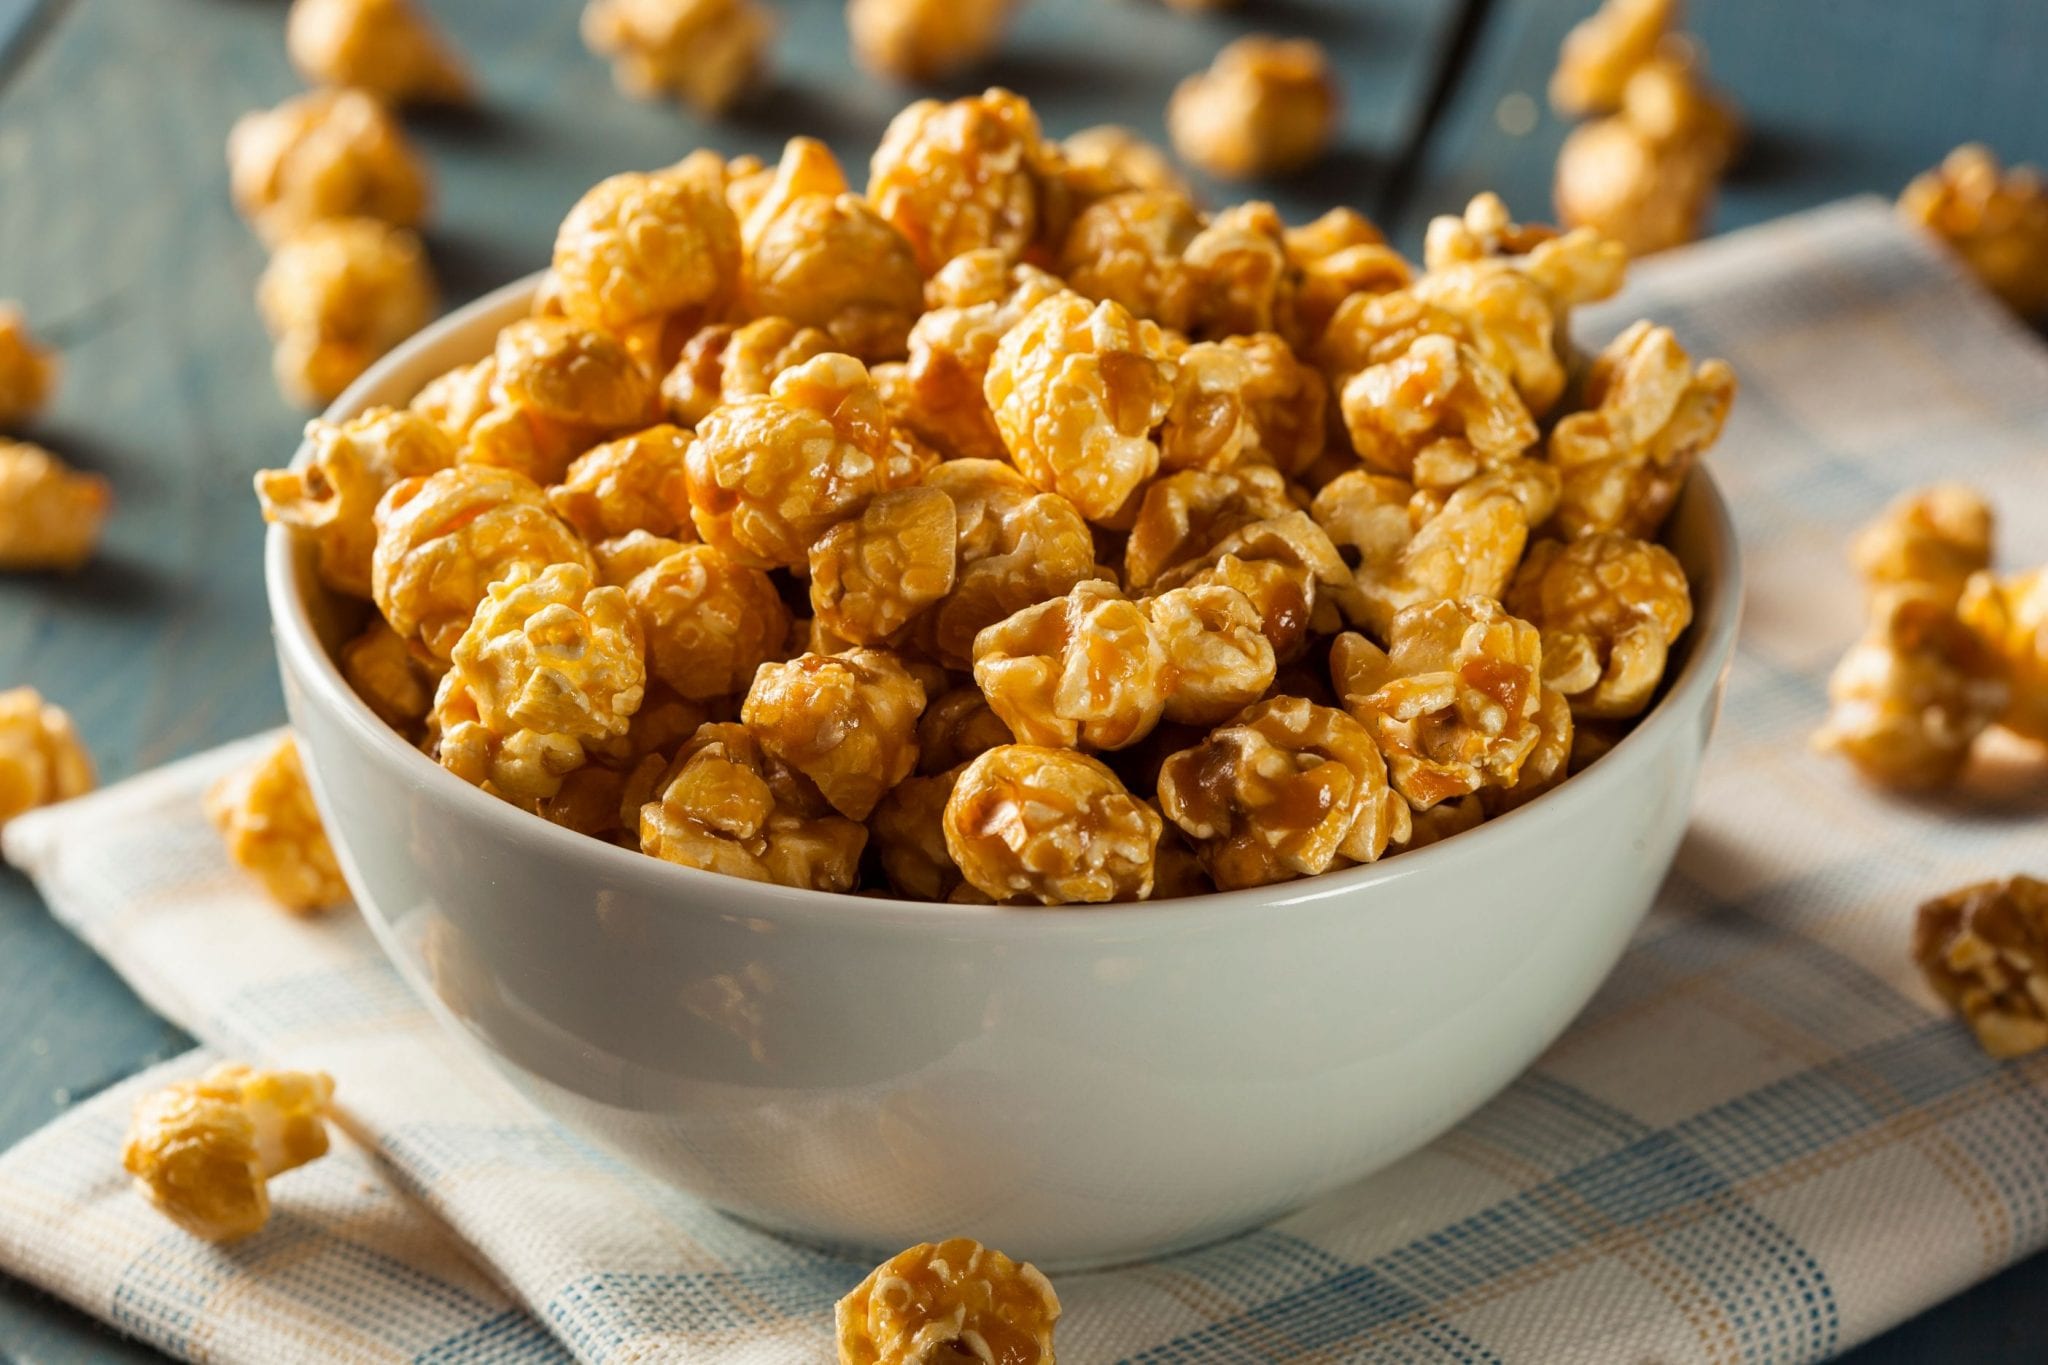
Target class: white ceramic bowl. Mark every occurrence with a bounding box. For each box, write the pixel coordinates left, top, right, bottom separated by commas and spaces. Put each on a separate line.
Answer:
266, 275, 1743, 1270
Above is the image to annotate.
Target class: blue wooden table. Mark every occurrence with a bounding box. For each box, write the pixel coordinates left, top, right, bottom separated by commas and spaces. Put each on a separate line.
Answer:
1, 0, 2043, 1358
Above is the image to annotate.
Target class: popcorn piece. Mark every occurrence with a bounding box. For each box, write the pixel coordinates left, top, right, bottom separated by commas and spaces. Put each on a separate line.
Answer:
372, 464, 594, 661
1157, 340, 1254, 472
257, 406, 456, 597
1285, 209, 1413, 348
1146, 581, 1277, 726
1549, 0, 1674, 116
1408, 258, 1569, 419
0, 687, 93, 827
1150, 511, 1360, 662
1391, 792, 1486, 852
122, 1062, 335, 1242
434, 561, 646, 808
1421, 191, 1628, 313
974, 579, 1170, 751
1549, 320, 1734, 540
849, 0, 1016, 83
340, 618, 435, 732
285, 0, 471, 106
1339, 334, 1538, 485
1184, 201, 1296, 341
1506, 532, 1692, 719
1157, 695, 1408, 889
1167, 35, 1339, 181
742, 650, 925, 820
1058, 189, 1202, 333
903, 254, 1065, 461
809, 486, 958, 644
943, 745, 1161, 903
1959, 568, 2048, 743
258, 218, 437, 407
1849, 484, 1994, 612
605, 535, 786, 701
1482, 684, 1575, 816
867, 88, 1050, 274
227, 89, 430, 245
1333, 597, 1546, 809
1124, 464, 1294, 591
917, 685, 1013, 774
921, 458, 1096, 667
547, 425, 694, 543
206, 734, 348, 913
1224, 331, 1327, 475
1915, 876, 2048, 1059
0, 439, 110, 572
869, 766, 965, 900
1060, 125, 1191, 201
662, 317, 834, 428
639, 721, 867, 890
458, 318, 658, 483
1900, 144, 2048, 319
0, 303, 58, 429
581, 0, 774, 115
836, 1238, 1060, 1365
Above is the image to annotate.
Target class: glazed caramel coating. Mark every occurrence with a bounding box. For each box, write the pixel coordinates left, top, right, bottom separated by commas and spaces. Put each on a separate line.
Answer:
1422, 192, 1627, 311
1225, 332, 1327, 475
286, 0, 471, 106
1959, 568, 2048, 743
903, 254, 1066, 461
867, 89, 1049, 274
920, 459, 1096, 668
581, 0, 774, 115
1058, 189, 1202, 333
491, 317, 656, 433
0, 687, 93, 828
1156, 696, 1408, 890
227, 88, 429, 245
742, 649, 925, 820
547, 425, 695, 543
1060, 125, 1192, 201
258, 406, 457, 598
1408, 260, 1567, 418
869, 766, 965, 900
1148, 581, 1278, 726
1849, 484, 1993, 612
1915, 877, 2048, 1059
613, 536, 790, 701
849, 0, 1015, 83
943, 745, 1162, 904
1184, 201, 1295, 341
1167, 35, 1340, 181
662, 317, 834, 427
974, 579, 1170, 751
1484, 685, 1575, 816
809, 486, 958, 644
0, 440, 111, 572
551, 163, 743, 362
258, 218, 437, 407
1149, 510, 1361, 661
1124, 464, 1295, 591
836, 1238, 1060, 1365
1339, 335, 1538, 485
1900, 145, 2048, 319
0, 303, 58, 429
1285, 209, 1413, 348
122, 1062, 334, 1242
1548, 0, 1675, 116
1507, 533, 1693, 719
340, 618, 435, 732
1392, 792, 1486, 852
639, 722, 867, 890
1157, 340, 1254, 472
205, 734, 348, 913
916, 685, 1013, 774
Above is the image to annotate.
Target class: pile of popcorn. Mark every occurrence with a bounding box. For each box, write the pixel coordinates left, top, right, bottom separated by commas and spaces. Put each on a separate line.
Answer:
253, 86, 1738, 908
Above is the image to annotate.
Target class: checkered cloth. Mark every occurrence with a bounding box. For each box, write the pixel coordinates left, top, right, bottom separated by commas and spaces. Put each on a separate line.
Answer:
4, 198, 2048, 1364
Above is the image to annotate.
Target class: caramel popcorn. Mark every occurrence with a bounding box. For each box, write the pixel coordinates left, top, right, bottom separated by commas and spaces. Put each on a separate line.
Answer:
1484, 685, 1575, 815
975, 579, 1171, 750
1332, 597, 1545, 809
258, 217, 437, 407
1850, 484, 1994, 612
1507, 533, 1692, 719
581, 0, 774, 114
1408, 258, 1568, 419
0, 303, 58, 429
837, 1238, 1060, 1365
1157, 695, 1408, 889
257, 406, 456, 597
917, 685, 1013, 774
849, 0, 1015, 82
1960, 569, 2048, 743
742, 650, 925, 820
921, 458, 1096, 667
546, 424, 694, 542
1339, 334, 1538, 486
1148, 581, 1277, 725
607, 536, 788, 701
944, 745, 1161, 903
462, 318, 658, 483
1184, 201, 1296, 340
1421, 192, 1628, 312
869, 767, 964, 900
1915, 876, 2048, 1059
206, 734, 349, 913
1167, 35, 1339, 181
0, 687, 93, 827
1149, 511, 1360, 661
984, 292, 1176, 522
340, 618, 435, 732
372, 464, 594, 660
551, 163, 743, 364
1124, 464, 1294, 590
663, 317, 834, 427
639, 721, 867, 889
1226, 332, 1328, 475
285, 0, 470, 106
122, 1062, 335, 1242
1058, 189, 1202, 333
1900, 145, 2048, 319
1339, 466, 1551, 637
227, 89, 430, 245
1549, 0, 1674, 116
903, 254, 1065, 461
867, 89, 1049, 274
1285, 209, 1413, 347
1554, 109, 1714, 257
1061, 125, 1191, 201
809, 486, 958, 644
0, 439, 110, 572
1155, 340, 1254, 472
1549, 320, 1734, 540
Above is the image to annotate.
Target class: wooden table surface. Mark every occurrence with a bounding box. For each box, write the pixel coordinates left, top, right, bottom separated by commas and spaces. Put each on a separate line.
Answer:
1, 0, 2043, 1359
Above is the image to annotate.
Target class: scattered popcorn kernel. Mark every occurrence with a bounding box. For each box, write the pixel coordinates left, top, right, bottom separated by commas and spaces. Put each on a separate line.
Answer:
867, 88, 1050, 274
1147, 581, 1277, 725
605, 535, 787, 701
921, 458, 1097, 667
1059, 189, 1203, 333
917, 685, 1013, 774
547, 425, 694, 543
944, 744, 1161, 903
581, 0, 774, 115
1167, 35, 1339, 181
663, 317, 834, 428
0, 440, 110, 572
207, 734, 348, 913
810, 486, 958, 645
741, 649, 925, 821
640, 721, 867, 889
227, 89, 430, 245
1849, 484, 1994, 612
837, 1238, 1060, 1365
551, 163, 743, 364
257, 406, 456, 598
1339, 334, 1538, 485
1959, 568, 2048, 743
122, 1062, 335, 1242
1549, 0, 1674, 116
1061, 125, 1191, 201
975, 579, 1171, 751
340, 617, 435, 732
1915, 876, 2048, 1059
1507, 532, 1692, 719
1157, 695, 1408, 889
285, 0, 470, 106
869, 766, 965, 900
1900, 144, 2048, 319
0, 303, 58, 429
258, 217, 437, 407
849, 0, 1016, 83
903, 255, 1066, 461
1554, 108, 1714, 257
0, 687, 93, 827
1124, 464, 1294, 591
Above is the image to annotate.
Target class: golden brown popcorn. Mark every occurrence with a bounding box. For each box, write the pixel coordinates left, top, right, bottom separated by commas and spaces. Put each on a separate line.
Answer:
867, 88, 1050, 274
1812, 592, 2009, 791
1157, 340, 1254, 472
285, 0, 471, 106
1960, 568, 2048, 743
1408, 261, 1568, 418
943, 745, 1162, 903
1150, 510, 1360, 661
984, 292, 1177, 523
1284, 209, 1414, 348
340, 618, 435, 732
1915, 876, 2048, 1059
1332, 597, 1545, 809
685, 353, 893, 567
1548, 0, 1674, 116
256, 406, 456, 598
206, 734, 349, 913
809, 486, 958, 644
258, 217, 437, 407
1554, 50, 1733, 262
227, 89, 430, 245
0, 440, 111, 572
1618, 47, 1742, 174
1550, 320, 1734, 540
1390, 793, 1486, 852
1058, 190, 1203, 332
849, 0, 1016, 82
837, 1238, 1060, 1365
975, 579, 1171, 751
122, 1062, 335, 1242
1900, 144, 2048, 319
640, 721, 867, 889
1339, 334, 1538, 486
1421, 191, 1627, 313
1167, 35, 1339, 181
917, 685, 1013, 774
869, 766, 965, 900
581, 0, 774, 115
1124, 464, 1294, 590
1061, 125, 1192, 201
409, 355, 497, 443
920, 458, 1096, 667
609, 536, 789, 701
546, 425, 694, 543
0, 303, 58, 429
1849, 484, 1994, 612
372, 464, 594, 661
661, 317, 834, 427
1147, 581, 1277, 725
1184, 201, 1296, 340
1484, 685, 1576, 816
902, 254, 1066, 461
1337, 464, 1555, 637
434, 561, 646, 809
461, 318, 658, 483
742, 650, 925, 820
1157, 695, 1408, 889
1225, 332, 1327, 475
1507, 533, 1691, 719
0, 687, 93, 827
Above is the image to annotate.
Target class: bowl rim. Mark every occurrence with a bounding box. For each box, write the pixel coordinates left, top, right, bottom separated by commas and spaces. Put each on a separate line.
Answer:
265, 271, 1746, 936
